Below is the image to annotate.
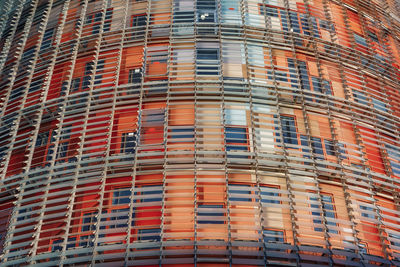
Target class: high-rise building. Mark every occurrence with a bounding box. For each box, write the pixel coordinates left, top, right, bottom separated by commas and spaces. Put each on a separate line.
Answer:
0, 0, 400, 266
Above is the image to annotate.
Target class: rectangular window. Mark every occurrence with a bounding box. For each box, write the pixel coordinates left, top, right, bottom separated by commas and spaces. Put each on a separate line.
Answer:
225, 127, 248, 158
389, 233, 400, 247
280, 116, 298, 145
170, 128, 195, 141
360, 204, 375, 219
225, 127, 247, 143
35, 131, 49, 147
311, 137, 324, 159
100, 208, 130, 229
260, 185, 280, 204
128, 68, 142, 84
40, 28, 54, 51
263, 230, 284, 243
229, 184, 252, 202
112, 188, 131, 205
225, 108, 246, 126
310, 195, 338, 234
311, 77, 332, 95
66, 237, 76, 250
197, 0, 217, 24
338, 142, 348, 160
196, 48, 219, 75
81, 212, 97, 232
354, 33, 367, 47
135, 185, 163, 203
300, 135, 312, 161
138, 228, 161, 242
297, 60, 311, 90
70, 78, 81, 92
198, 204, 224, 224
132, 14, 147, 27
353, 90, 368, 105
17, 207, 32, 221
51, 239, 63, 252
121, 132, 136, 154
56, 142, 68, 160
85, 62, 94, 76
324, 140, 335, 156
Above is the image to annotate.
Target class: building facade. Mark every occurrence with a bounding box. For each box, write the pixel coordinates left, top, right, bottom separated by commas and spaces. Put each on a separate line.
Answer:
0, 0, 400, 265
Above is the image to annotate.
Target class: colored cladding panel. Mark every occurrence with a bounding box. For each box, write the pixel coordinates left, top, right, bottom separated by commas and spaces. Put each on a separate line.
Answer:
0, 0, 399, 266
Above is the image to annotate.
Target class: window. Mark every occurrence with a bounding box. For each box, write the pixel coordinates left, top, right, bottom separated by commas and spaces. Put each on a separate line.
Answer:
81, 212, 97, 232
80, 234, 94, 248
112, 188, 131, 205
248, 45, 264, 66
170, 128, 194, 141
66, 237, 77, 250
51, 239, 63, 252
17, 207, 32, 221
128, 68, 142, 84
197, 0, 217, 23
198, 204, 224, 224
84, 62, 94, 76
280, 116, 298, 145
35, 131, 49, 147
225, 108, 246, 126
360, 204, 375, 219
56, 141, 68, 160
353, 90, 368, 105
100, 208, 130, 229
354, 33, 367, 47
135, 185, 163, 203
310, 194, 337, 234
300, 135, 312, 161
312, 77, 332, 96
324, 140, 335, 156
338, 142, 348, 160
386, 143, 400, 176
103, 9, 113, 32
297, 60, 311, 90
260, 185, 280, 204
138, 228, 161, 242
70, 78, 81, 92
263, 230, 284, 243
225, 127, 247, 144
367, 31, 379, 43
132, 14, 146, 27
121, 132, 136, 154
40, 28, 54, 51
29, 78, 43, 93
389, 233, 400, 247
311, 137, 324, 159
372, 98, 388, 113
196, 48, 219, 75
225, 127, 248, 158
229, 184, 252, 202
174, 11, 195, 23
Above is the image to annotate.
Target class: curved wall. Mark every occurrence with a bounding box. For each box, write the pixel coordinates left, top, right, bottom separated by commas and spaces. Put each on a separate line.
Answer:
0, 0, 400, 266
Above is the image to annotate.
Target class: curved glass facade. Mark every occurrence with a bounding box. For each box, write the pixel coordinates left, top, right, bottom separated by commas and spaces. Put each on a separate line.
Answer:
0, 0, 400, 265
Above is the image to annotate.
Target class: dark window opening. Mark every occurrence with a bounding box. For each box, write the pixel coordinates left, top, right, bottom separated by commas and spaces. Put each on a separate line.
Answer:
280, 116, 298, 145
261, 185, 280, 204
263, 230, 284, 243
198, 204, 224, 224
128, 68, 142, 84
121, 132, 137, 154
229, 184, 252, 202
135, 185, 163, 203
112, 188, 131, 205
196, 48, 219, 75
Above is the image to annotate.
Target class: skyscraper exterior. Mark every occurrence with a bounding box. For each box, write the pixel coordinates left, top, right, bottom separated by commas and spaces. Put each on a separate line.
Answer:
0, 0, 400, 266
